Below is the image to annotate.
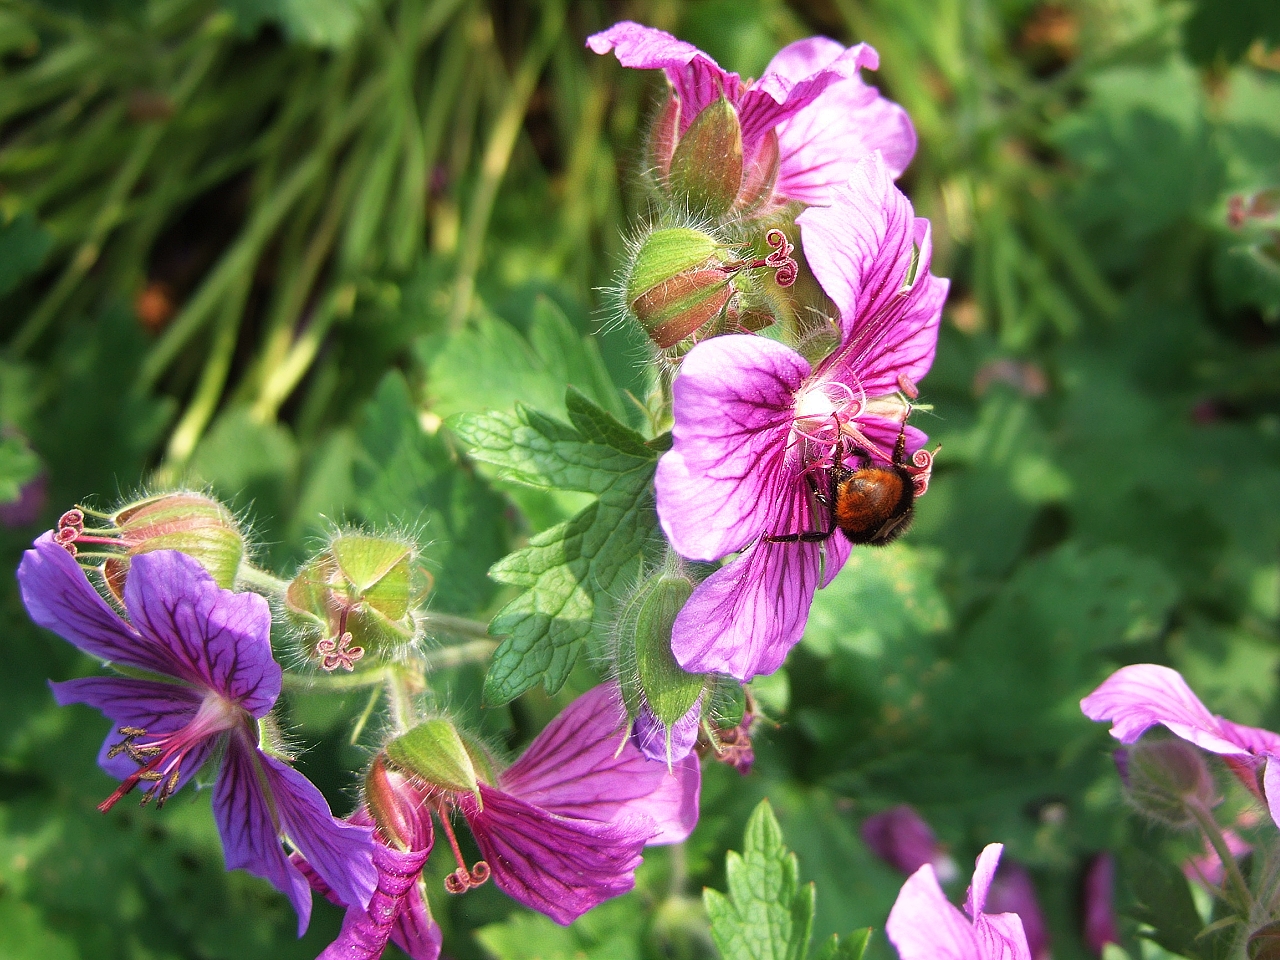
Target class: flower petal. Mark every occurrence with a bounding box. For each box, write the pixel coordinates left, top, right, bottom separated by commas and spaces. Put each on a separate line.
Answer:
886, 863, 980, 960
460, 785, 647, 925
975, 912, 1034, 960
671, 538, 822, 681
657, 335, 811, 561
19, 533, 161, 673
630, 699, 701, 766
500, 684, 700, 844
50, 676, 209, 789
1080, 663, 1255, 756
317, 841, 431, 960
965, 843, 1003, 919
123, 551, 280, 716
258, 751, 377, 914
391, 882, 444, 960
213, 739, 314, 935
586, 22, 736, 131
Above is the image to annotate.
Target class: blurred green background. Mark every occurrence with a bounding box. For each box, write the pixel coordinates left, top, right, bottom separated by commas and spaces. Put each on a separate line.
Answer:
0, 0, 1278, 957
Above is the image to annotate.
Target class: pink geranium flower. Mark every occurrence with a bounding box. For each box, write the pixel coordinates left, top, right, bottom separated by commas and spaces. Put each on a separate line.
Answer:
1081, 663, 1280, 825
587, 21, 916, 206
886, 843, 1033, 960
306, 684, 701, 959
654, 153, 947, 680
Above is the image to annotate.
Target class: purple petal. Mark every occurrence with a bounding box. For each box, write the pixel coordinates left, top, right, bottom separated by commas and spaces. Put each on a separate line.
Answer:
1083, 854, 1119, 955
460, 785, 647, 925
214, 738, 314, 935
391, 883, 443, 960
257, 751, 377, 914
798, 156, 947, 397
586, 22, 737, 134
886, 863, 980, 960
1080, 664, 1259, 756
656, 335, 811, 561
317, 841, 431, 960
50, 676, 209, 789
123, 551, 280, 716
630, 698, 701, 766
671, 538, 822, 681
500, 684, 700, 845
19, 533, 161, 674
965, 843, 1003, 919
974, 912, 1034, 960
1264, 759, 1280, 830
861, 804, 943, 876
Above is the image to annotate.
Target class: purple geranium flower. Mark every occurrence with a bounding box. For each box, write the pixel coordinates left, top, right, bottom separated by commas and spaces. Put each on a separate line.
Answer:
886, 843, 1032, 960
456, 683, 700, 924
654, 153, 947, 680
587, 21, 915, 206
1081, 663, 1280, 824
17, 533, 376, 934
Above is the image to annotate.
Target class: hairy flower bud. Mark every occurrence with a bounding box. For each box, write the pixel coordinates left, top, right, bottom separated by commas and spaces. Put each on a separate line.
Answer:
626, 227, 733, 348
613, 563, 707, 765
1250, 921, 1280, 960
365, 753, 433, 850
384, 718, 481, 805
648, 94, 680, 182
1124, 737, 1217, 828
52, 492, 245, 601
666, 96, 742, 218
286, 532, 421, 669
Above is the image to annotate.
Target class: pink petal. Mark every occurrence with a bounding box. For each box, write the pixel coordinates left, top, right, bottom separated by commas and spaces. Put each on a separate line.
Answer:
974, 912, 1034, 960
500, 683, 700, 845
671, 538, 823, 680
317, 841, 431, 960
1080, 664, 1255, 756
965, 843, 1004, 920
886, 863, 981, 960
391, 883, 443, 960
656, 335, 811, 561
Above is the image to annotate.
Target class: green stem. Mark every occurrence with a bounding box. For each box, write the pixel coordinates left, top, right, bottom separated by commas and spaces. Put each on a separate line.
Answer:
447, 0, 564, 329
1188, 801, 1252, 915
384, 665, 419, 733
10, 17, 227, 355
421, 611, 494, 641
420, 639, 497, 672
282, 667, 390, 692
237, 564, 291, 597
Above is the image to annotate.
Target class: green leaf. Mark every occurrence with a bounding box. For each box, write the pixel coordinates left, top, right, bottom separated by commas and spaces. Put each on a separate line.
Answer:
1122, 848, 1212, 959
0, 211, 52, 299
219, 0, 376, 48
450, 388, 659, 704
0, 434, 40, 505
704, 799, 815, 960
426, 296, 624, 423
475, 899, 643, 960
812, 929, 872, 960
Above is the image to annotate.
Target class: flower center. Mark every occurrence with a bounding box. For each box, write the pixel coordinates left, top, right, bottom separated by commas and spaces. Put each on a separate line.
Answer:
98, 694, 241, 812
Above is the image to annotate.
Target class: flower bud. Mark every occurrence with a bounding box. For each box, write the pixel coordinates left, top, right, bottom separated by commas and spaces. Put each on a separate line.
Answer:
384, 718, 481, 805
648, 94, 680, 182
626, 227, 733, 348
861, 805, 958, 882
613, 565, 708, 765
1124, 737, 1217, 828
52, 492, 245, 601
666, 96, 742, 218
365, 753, 433, 850
286, 532, 420, 668
1250, 921, 1280, 960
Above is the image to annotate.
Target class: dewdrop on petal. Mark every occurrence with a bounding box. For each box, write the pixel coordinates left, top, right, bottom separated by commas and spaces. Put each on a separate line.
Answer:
286, 532, 423, 669
52, 491, 245, 602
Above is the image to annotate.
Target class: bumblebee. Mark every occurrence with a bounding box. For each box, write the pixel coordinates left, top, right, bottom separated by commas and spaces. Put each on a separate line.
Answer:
766, 420, 917, 547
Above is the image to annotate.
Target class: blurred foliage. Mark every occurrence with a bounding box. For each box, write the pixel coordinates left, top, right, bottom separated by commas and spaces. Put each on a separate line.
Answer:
0, 0, 1277, 958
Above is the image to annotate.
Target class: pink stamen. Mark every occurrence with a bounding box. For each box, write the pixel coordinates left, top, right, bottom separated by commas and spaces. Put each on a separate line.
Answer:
316, 632, 365, 672
435, 804, 489, 894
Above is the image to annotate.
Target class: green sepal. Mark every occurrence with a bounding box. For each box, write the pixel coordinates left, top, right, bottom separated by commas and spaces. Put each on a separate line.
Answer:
385, 718, 481, 806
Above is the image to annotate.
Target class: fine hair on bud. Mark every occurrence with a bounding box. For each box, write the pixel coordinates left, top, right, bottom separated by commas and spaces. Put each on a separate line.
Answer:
1124, 735, 1219, 830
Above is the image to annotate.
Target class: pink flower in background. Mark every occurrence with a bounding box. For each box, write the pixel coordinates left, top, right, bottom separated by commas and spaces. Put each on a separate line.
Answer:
886, 843, 1032, 960
586, 21, 915, 205
655, 153, 947, 679
1081, 663, 1280, 825
18, 534, 376, 935
1184, 829, 1252, 891
1082, 853, 1119, 956
862, 805, 958, 881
